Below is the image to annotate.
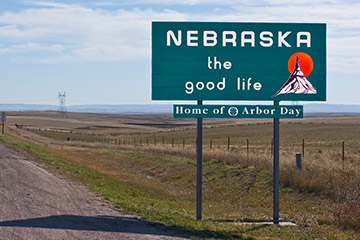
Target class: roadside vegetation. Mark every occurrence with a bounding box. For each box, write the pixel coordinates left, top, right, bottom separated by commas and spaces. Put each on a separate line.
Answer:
2, 115, 360, 239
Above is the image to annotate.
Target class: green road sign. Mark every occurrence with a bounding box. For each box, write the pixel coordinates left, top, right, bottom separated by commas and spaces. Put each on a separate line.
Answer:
173, 105, 303, 119
152, 22, 326, 101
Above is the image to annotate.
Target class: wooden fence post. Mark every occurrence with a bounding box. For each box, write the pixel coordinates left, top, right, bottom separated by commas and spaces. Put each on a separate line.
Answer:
342, 141, 345, 169
227, 137, 230, 150
302, 139, 305, 157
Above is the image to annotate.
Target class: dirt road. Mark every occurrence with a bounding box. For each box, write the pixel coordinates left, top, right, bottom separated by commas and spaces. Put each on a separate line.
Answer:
0, 144, 189, 240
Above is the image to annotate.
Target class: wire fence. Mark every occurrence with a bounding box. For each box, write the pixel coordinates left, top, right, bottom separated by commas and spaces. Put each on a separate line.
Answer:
90, 136, 358, 163
25, 127, 359, 167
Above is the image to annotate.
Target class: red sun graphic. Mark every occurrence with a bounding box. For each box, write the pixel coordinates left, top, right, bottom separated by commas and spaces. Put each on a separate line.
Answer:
288, 52, 313, 77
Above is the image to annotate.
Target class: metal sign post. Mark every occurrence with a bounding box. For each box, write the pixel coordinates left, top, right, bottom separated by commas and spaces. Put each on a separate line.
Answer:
173, 102, 300, 221
272, 101, 281, 223
196, 100, 203, 220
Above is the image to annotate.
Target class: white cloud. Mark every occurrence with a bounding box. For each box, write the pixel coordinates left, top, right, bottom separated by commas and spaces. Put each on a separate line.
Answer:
0, 42, 63, 53
197, 1, 360, 73
0, 2, 190, 62
328, 36, 360, 73
115, 0, 237, 6
0, 0, 358, 73
23, 0, 77, 8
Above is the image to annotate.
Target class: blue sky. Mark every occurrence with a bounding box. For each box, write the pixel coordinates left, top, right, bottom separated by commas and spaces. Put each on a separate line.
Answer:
0, 0, 359, 105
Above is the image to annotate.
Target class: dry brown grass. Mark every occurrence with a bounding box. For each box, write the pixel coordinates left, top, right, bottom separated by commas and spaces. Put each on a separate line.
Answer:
5, 112, 360, 230
333, 185, 360, 229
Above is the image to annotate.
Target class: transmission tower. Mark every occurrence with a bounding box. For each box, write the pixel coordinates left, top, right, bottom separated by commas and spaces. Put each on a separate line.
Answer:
58, 92, 67, 118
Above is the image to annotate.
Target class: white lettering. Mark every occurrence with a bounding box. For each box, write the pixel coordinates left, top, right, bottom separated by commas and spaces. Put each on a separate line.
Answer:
254, 82, 262, 90
208, 56, 212, 69
224, 61, 232, 69
220, 106, 225, 114
192, 108, 201, 114
206, 82, 215, 90
241, 31, 255, 47
278, 31, 291, 47
166, 30, 311, 48
175, 106, 183, 114
213, 57, 222, 69
208, 56, 232, 69
187, 30, 198, 46
256, 107, 262, 115
196, 82, 204, 90
237, 77, 262, 91
280, 107, 288, 115
222, 31, 237, 47
167, 30, 181, 46
218, 78, 226, 90
242, 107, 249, 115
297, 32, 311, 47
185, 81, 194, 94
260, 31, 273, 47
203, 31, 217, 46
247, 78, 252, 90
184, 78, 226, 94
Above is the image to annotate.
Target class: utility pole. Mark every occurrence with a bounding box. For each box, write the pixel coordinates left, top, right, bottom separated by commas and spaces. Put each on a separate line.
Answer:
58, 92, 67, 118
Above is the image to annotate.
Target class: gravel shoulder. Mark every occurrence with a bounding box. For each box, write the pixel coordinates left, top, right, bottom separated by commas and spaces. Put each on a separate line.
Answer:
0, 143, 189, 240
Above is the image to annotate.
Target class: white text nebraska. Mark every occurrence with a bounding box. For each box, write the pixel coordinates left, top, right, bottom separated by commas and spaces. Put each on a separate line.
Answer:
167, 30, 311, 48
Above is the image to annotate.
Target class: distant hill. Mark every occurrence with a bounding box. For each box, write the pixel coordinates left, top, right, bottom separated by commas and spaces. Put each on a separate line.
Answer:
0, 104, 172, 114
68, 104, 172, 114
303, 104, 360, 114
0, 103, 360, 115
0, 104, 58, 112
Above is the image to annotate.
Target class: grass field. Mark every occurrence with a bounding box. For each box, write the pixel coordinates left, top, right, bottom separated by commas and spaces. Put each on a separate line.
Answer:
2, 111, 360, 239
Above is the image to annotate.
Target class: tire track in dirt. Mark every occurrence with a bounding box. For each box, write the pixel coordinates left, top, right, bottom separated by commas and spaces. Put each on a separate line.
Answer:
0, 144, 189, 240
